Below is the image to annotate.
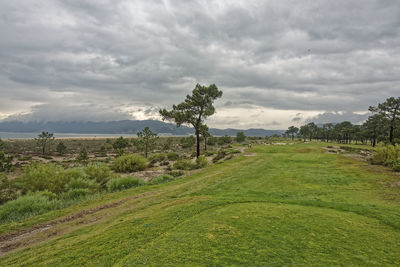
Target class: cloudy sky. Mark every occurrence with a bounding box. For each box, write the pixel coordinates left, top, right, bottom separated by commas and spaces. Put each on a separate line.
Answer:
0, 0, 399, 129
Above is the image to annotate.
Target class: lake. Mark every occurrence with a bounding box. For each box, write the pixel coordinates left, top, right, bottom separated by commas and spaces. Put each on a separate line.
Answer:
0, 132, 144, 139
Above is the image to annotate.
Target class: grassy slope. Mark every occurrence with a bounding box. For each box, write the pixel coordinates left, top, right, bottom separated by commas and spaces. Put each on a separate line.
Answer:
2, 143, 400, 266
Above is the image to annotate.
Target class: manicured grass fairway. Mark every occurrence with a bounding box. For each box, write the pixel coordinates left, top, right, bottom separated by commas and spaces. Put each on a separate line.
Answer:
2, 143, 400, 266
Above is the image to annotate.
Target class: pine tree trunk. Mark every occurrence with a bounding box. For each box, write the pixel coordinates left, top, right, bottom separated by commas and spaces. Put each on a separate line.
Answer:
389, 125, 394, 144
196, 131, 200, 158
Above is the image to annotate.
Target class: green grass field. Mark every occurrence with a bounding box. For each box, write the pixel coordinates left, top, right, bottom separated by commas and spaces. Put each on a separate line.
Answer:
1, 143, 400, 266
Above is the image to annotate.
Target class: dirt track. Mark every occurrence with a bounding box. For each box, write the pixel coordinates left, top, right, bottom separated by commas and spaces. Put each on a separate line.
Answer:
0, 191, 155, 255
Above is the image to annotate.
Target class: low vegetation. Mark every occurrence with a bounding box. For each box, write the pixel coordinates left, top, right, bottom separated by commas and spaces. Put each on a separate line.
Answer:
112, 154, 148, 172
107, 177, 143, 192
0, 143, 400, 266
370, 145, 400, 171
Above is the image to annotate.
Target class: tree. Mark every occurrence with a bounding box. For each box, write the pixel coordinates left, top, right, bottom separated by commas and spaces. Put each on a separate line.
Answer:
299, 125, 310, 142
200, 124, 211, 151
56, 141, 67, 155
236, 131, 246, 143
113, 136, 130, 155
307, 122, 318, 141
160, 83, 223, 158
322, 123, 334, 142
369, 97, 400, 144
35, 132, 55, 155
77, 147, 89, 162
137, 127, 158, 158
285, 126, 299, 140
363, 114, 384, 147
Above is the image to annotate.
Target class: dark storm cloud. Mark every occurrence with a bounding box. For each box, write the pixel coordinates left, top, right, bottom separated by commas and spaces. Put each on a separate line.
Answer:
0, 0, 399, 126
306, 111, 370, 125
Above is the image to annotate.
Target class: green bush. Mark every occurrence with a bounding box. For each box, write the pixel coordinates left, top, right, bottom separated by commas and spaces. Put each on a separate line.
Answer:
65, 177, 100, 192
218, 135, 232, 145
107, 177, 143, 192
63, 188, 90, 199
0, 192, 62, 223
148, 174, 174, 185
15, 163, 70, 194
230, 149, 241, 154
0, 151, 14, 172
160, 160, 170, 166
205, 151, 216, 156
167, 152, 180, 161
85, 163, 114, 186
371, 145, 400, 172
0, 173, 17, 204
64, 167, 87, 180
212, 150, 227, 163
181, 136, 195, 148
393, 162, 400, 172
173, 159, 196, 170
206, 137, 216, 146
77, 147, 89, 162
112, 154, 148, 172
195, 156, 208, 169
149, 153, 167, 163
167, 171, 184, 177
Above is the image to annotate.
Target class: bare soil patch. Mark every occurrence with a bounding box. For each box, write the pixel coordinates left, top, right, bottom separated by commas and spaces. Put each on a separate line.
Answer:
0, 191, 155, 255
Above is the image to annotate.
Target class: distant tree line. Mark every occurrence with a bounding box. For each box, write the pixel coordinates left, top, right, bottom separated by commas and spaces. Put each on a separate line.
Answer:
285, 97, 400, 147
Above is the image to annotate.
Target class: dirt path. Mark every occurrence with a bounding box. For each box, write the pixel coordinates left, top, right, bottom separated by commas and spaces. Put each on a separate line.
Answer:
0, 191, 155, 255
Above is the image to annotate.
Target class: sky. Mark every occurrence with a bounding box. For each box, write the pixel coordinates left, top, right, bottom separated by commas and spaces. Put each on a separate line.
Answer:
0, 0, 399, 130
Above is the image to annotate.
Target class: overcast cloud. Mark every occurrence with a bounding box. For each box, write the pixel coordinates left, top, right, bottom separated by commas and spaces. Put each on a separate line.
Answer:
0, 0, 399, 129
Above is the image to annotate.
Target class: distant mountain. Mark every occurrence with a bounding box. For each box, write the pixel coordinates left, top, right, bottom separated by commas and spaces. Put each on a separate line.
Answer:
0, 120, 283, 137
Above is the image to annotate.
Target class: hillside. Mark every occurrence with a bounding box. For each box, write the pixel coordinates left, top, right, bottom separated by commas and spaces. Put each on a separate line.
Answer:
0, 120, 283, 137
1, 143, 400, 265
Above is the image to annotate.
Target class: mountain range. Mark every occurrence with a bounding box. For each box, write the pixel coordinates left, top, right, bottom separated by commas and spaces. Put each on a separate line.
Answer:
0, 120, 283, 137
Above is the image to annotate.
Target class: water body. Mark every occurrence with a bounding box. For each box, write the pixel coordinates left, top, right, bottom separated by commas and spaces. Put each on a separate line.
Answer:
0, 132, 184, 139
0, 132, 140, 139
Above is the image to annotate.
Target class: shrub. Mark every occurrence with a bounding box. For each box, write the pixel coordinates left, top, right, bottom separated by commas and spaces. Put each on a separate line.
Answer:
205, 151, 216, 156
64, 167, 87, 180
167, 152, 180, 161
113, 136, 130, 151
167, 171, 184, 177
56, 141, 67, 155
0, 173, 17, 204
212, 150, 227, 163
160, 160, 170, 166
181, 136, 195, 148
0, 192, 62, 223
393, 162, 400, 172
195, 156, 208, 169
65, 177, 100, 192
173, 159, 196, 170
207, 137, 217, 146
15, 163, 69, 194
218, 135, 232, 145
99, 146, 107, 157
224, 155, 234, 161
0, 151, 14, 172
63, 188, 90, 199
107, 177, 143, 192
85, 163, 114, 186
112, 154, 148, 172
148, 174, 174, 185
370, 145, 400, 172
77, 147, 89, 162
149, 153, 167, 163
371, 145, 400, 165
